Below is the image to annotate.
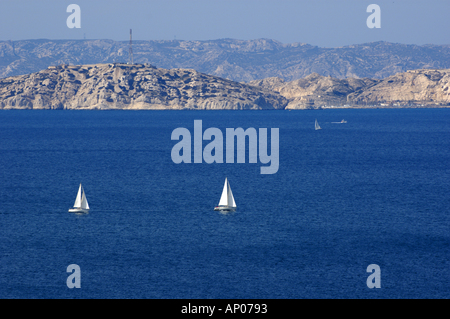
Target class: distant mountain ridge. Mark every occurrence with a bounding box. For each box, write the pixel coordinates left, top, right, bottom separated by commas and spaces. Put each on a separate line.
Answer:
1, 38, 450, 82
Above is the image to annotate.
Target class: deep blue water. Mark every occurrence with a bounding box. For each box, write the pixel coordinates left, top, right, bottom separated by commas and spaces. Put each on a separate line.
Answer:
0, 109, 449, 299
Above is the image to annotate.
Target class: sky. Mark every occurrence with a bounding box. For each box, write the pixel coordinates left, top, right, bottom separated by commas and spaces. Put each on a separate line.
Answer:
0, 0, 449, 48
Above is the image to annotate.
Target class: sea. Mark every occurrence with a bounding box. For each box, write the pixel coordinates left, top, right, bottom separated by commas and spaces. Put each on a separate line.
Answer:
0, 108, 449, 300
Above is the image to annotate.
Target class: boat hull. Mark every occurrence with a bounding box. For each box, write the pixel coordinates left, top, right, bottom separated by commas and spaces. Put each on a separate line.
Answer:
68, 208, 89, 213
214, 206, 236, 212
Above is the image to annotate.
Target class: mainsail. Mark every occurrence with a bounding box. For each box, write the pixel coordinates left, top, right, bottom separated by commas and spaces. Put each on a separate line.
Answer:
73, 184, 82, 208
73, 183, 89, 209
80, 187, 89, 210
315, 119, 321, 130
218, 178, 236, 208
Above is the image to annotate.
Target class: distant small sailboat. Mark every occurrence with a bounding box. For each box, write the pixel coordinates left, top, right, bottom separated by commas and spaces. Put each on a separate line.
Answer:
332, 119, 347, 124
214, 177, 236, 212
68, 183, 90, 213
315, 119, 322, 130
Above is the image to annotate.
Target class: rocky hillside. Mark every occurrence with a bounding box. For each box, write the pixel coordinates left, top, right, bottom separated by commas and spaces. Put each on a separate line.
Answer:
250, 74, 379, 108
1, 39, 450, 82
0, 63, 287, 110
1, 63, 448, 110
249, 69, 450, 109
348, 69, 450, 106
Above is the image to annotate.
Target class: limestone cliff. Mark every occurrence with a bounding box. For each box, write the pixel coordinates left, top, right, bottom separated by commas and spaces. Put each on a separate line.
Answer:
0, 63, 287, 110
348, 69, 450, 105
249, 69, 450, 109
2, 64, 449, 110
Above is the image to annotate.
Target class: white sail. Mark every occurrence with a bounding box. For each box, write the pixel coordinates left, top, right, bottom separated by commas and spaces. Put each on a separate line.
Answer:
218, 178, 236, 208
73, 184, 82, 208
218, 178, 229, 206
315, 119, 321, 130
69, 183, 90, 213
80, 188, 89, 210
227, 181, 236, 208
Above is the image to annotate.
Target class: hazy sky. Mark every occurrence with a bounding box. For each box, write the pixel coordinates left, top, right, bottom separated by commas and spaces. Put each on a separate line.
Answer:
0, 0, 448, 47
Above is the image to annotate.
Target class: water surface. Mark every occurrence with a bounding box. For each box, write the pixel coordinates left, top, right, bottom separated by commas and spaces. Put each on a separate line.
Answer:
0, 109, 449, 298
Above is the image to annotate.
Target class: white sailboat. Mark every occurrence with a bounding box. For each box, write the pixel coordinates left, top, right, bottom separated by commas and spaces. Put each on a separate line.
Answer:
315, 119, 322, 130
214, 177, 236, 212
332, 119, 347, 123
68, 183, 90, 213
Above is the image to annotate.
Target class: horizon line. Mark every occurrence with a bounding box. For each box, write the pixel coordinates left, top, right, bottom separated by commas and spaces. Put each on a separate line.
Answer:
1, 38, 449, 49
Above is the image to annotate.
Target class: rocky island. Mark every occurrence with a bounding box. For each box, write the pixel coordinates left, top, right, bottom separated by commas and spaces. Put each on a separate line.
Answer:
250, 69, 450, 109
0, 63, 449, 110
0, 63, 287, 110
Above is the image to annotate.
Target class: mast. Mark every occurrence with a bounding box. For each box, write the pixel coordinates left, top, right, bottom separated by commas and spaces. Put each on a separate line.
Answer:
129, 29, 133, 65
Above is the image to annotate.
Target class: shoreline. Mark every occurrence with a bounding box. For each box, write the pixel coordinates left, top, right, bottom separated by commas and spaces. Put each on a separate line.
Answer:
1, 105, 449, 111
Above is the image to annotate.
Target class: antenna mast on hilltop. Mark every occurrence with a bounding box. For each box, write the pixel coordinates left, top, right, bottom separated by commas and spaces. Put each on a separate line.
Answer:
129, 29, 133, 64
